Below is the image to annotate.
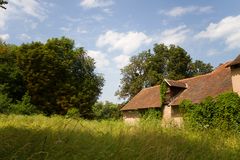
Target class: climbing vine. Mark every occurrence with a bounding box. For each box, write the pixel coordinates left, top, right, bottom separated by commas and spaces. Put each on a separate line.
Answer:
160, 81, 167, 106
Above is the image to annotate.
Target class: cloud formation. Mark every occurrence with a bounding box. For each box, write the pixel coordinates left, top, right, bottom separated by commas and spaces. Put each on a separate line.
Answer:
17, 33, 31, 41
0, 34, 10, 41
196, 15, 240, 50
157, 25, 190, 45
162, 6, 213, 17
113, 54, 130, 68
0, 0, 47, 29
96, 30, 152, 54
87, 50, 109, 69
80, 0, 114, 9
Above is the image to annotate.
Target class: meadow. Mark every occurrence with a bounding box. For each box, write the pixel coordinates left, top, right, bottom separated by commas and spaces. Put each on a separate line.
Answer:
0, 114, 240, 160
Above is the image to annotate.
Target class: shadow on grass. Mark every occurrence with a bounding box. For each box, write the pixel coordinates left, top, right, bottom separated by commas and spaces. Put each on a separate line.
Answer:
0, 125, 239, 160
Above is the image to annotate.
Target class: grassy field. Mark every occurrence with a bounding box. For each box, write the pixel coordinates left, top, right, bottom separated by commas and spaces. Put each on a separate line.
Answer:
0, 115, 240, 160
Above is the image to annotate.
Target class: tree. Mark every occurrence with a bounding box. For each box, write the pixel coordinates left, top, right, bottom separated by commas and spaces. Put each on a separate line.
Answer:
16, 37, 104, 116
115, 50, 151, 99
189, 60, 213, 76
116, 43, 213, 100
0, 0, 8, 9
0, 42, 26, 102
92, 101, 121, 119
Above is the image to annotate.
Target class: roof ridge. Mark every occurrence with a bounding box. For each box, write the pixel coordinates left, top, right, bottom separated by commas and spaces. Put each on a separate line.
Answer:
142, 85, 160, 90
178, 61, 231, 82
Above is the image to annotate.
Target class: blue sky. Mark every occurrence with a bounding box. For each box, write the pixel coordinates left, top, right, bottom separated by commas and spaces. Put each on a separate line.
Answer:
1, 0, 240, 103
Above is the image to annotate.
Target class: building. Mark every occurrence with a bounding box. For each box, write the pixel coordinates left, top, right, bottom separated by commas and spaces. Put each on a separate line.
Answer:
121, 54, 240, 125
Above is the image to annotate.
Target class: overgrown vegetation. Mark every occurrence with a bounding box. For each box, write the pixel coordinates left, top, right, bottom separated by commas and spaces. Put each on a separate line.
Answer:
92, 101, 121, 120
1, 114, 240, 160
160, 81, 168, 106
180, 92, 240, 131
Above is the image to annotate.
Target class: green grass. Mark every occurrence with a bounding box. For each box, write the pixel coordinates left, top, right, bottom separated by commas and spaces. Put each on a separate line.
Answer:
0, 114, 240, 160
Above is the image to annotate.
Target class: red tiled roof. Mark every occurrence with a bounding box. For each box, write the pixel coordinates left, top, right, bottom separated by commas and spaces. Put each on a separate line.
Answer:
121, 85, 161, 111
227, 54, 240, 67
170, 62, 232, 105
165, 79, 187, 88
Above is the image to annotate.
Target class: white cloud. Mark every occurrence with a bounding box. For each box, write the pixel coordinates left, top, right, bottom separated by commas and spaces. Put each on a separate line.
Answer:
96, 30, 152, 54
77, 27, 88, 34
9, 0, 47, 21
87, 50, 109, 68
60, 27, 71, 32
207, 49, 221, 56
0, 34, 10, 41
157, 25, 190, 45
80, 0, 113, 9
0, 0, 47, 29
162, 6, 213, 17
113, 54, 130, 68
196, 15, 240, 50
17, 33, 31, 41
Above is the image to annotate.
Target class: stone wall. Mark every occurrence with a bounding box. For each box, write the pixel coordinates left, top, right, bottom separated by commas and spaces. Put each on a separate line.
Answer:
123, 111, 140, 124
231, 67, 240, 95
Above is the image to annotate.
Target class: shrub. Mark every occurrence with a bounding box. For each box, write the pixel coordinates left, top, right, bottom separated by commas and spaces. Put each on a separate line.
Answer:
92, 101, 121, 120
141, 109, 161, 121
180, 92, 240, 131
10, 92, 38, 115
66, 108, 80, 118
0, 93, 12, 113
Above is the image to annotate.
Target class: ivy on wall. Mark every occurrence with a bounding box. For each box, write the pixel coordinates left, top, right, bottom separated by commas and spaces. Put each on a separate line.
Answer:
160, 81, 167, 106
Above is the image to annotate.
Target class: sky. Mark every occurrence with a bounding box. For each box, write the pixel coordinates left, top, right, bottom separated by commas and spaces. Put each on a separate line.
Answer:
1, 0, 240, 103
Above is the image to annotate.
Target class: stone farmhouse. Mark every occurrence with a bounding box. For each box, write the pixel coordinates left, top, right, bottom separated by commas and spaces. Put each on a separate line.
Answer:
121, 54, 240, 125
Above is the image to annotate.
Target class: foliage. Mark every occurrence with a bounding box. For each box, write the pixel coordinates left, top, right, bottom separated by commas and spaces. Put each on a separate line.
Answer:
189, 60, 213, 76
0, 0, 7, 9
15, 37, 104, 116
115, 50, 152, 100
116, 43, 213, 100
1, 114, 240, 159
141, 109, 161, 120
10, 92, 38, 115
0, 43, 26, 102
180, 92, 240, 131
160, 81, 167, 106
92, 101, 121, 120
0, 93, 12, 113
66, 108, 80, 118
0, 37, 104, 117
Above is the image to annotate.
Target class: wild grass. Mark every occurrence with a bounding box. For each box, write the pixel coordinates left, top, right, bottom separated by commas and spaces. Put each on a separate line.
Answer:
0, 114, 240, 160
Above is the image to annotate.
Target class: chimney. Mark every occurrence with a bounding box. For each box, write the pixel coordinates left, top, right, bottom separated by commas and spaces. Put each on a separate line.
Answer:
228, 55, 240, 95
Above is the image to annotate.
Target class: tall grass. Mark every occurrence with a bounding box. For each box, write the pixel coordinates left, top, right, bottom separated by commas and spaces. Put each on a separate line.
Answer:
0, 114, 240, 160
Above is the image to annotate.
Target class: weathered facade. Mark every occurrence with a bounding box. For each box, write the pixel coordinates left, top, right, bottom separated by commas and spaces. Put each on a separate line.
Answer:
121, 54, 240, 125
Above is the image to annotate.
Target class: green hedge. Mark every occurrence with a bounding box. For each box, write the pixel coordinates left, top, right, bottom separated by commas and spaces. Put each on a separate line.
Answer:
180, 92, 240, 131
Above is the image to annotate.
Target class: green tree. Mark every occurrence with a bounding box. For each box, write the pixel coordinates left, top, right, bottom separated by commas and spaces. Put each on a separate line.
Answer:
189, 60, 213, 76
0, 42, 26, 102
92, 101, 121, 120
115, 50, 151, 99
16, 37, 104, 116
0, 0, 8, 9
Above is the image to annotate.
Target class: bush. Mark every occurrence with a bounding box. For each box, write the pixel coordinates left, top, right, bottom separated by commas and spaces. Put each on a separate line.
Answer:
141, 109, 161, 121
66, 108, 80, 118
92, 101, 121, 120
180, 92, 240, 131
10, 92, 38, 115
0, 93, 12, 113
